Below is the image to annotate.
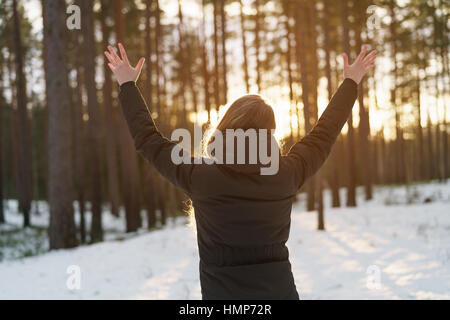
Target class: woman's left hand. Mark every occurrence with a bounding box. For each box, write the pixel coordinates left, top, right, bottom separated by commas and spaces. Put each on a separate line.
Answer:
342, 44, 376, 85
104, 43, 145, 86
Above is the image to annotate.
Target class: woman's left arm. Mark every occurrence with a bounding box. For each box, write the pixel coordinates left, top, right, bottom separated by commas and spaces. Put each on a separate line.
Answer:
285, 45, 376, 189
105, 44, 194, 195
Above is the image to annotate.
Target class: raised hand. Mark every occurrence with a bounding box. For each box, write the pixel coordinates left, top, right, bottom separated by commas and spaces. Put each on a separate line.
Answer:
342, 44, 376, 85
104, 43, 145, 86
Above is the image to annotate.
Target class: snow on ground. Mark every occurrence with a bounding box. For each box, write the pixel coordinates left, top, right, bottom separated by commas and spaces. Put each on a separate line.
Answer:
0, 181, 449, 299
0, 201, 155, 261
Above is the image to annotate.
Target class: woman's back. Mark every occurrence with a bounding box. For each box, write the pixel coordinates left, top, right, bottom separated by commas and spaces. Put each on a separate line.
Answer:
191, 161, 299, 299
192, 158, 295, 242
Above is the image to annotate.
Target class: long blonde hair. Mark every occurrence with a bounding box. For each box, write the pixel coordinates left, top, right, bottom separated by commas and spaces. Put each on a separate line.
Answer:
186, 94, 278, 227
213, 94, 276, 131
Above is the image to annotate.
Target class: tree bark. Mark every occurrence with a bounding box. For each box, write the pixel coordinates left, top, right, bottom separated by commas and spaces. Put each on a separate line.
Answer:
254, 0, 262, 91
43, 0, 77, 249
12, 0, 33, 227
79, 0, 103, 242
282, 0, 294, 142
145, 0, 154, 108
432, 8, 443, 181
426, 112, 434, 180
341, 0, 356, 207
415, 70, 425, 180
220, 0, 228, 104
0, 51, 4, 224
354, 2, 372, 200
100, 0, 121, 218
294, 0, 316, 211
307, 0, 324, 230
240, 0, 250, 93
144, 0, 157, 228
389, 0, 405, 184
114, 0, 142, 232
323, 0, 340, 207
71, 32, 87, 243
154, 0, 163, 121
201, 0, 211, 122
177, 0, 188, 128
213, 0, 222, 109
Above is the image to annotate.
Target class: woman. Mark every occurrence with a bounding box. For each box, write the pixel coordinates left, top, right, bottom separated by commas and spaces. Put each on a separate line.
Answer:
104, 43, 376, 299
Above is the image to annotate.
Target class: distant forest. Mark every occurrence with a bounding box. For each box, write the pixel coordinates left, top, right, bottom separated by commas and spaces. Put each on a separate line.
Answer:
0, 0, 448, 248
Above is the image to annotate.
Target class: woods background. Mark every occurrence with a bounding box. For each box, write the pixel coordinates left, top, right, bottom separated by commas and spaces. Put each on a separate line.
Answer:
0, 0, 448, 250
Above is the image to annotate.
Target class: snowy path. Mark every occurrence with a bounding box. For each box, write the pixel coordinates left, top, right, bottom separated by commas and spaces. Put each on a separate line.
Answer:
1, 182, 449, 299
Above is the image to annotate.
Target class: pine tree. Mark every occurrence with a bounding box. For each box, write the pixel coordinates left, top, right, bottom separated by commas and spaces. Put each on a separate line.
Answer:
12, 0, 33, 226
43, 0, 77, 249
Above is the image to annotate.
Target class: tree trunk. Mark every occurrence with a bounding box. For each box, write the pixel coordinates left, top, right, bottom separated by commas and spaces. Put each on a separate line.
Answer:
100, 0, 121, 218
254, 0, 262, 91
154, 0, 163, 122
432, 11, 443, 182
187, 37, 199, 121
43, 0, 77, 249
354, 2, 372, 200
144, 0, 157, 228
72, 33, 87, 243
114, 0, 142, 232
294, 0, 315, 211
439, 0, 449, 178
201, 0, 211, 122
426, 113, 434, 180
213, 0, 222, 109
308, 0, 324, 229
282, 0, 294, 142
323, 0, 340, 207
143, 164, 157, 229
220, 0, 228, 104
40, 0, 50, 205
177, 0, 188, 128
240, 0, 250, 93
341, 0, 356, 207
158, 178, 168, 226
12, 0, 33, 227
389, 0, 405, 184
0, 52, 4, 224
415, 70, 425, 180
145, 0, 154, 108
79, 0, 103, 242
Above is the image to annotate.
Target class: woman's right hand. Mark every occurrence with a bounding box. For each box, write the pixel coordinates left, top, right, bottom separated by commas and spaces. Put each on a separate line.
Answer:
342, 44, 377, 85
104, 43, 145, 86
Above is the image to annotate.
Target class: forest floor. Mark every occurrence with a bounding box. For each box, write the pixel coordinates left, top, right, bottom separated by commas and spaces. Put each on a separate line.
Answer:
0, 181, 449, 299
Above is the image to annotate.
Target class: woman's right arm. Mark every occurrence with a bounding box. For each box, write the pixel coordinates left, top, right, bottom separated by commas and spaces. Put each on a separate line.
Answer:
105, 44, 194, 195
285, 45, 377, 189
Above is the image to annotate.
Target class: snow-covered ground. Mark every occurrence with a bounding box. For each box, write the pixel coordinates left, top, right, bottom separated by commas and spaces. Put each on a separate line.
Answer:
0, 181, 449, 299
0, 201, 155, 261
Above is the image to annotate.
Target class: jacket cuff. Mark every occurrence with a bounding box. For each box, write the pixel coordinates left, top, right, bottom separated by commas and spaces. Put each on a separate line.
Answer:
343, 78, 358, 87
120, 81, 136, 91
